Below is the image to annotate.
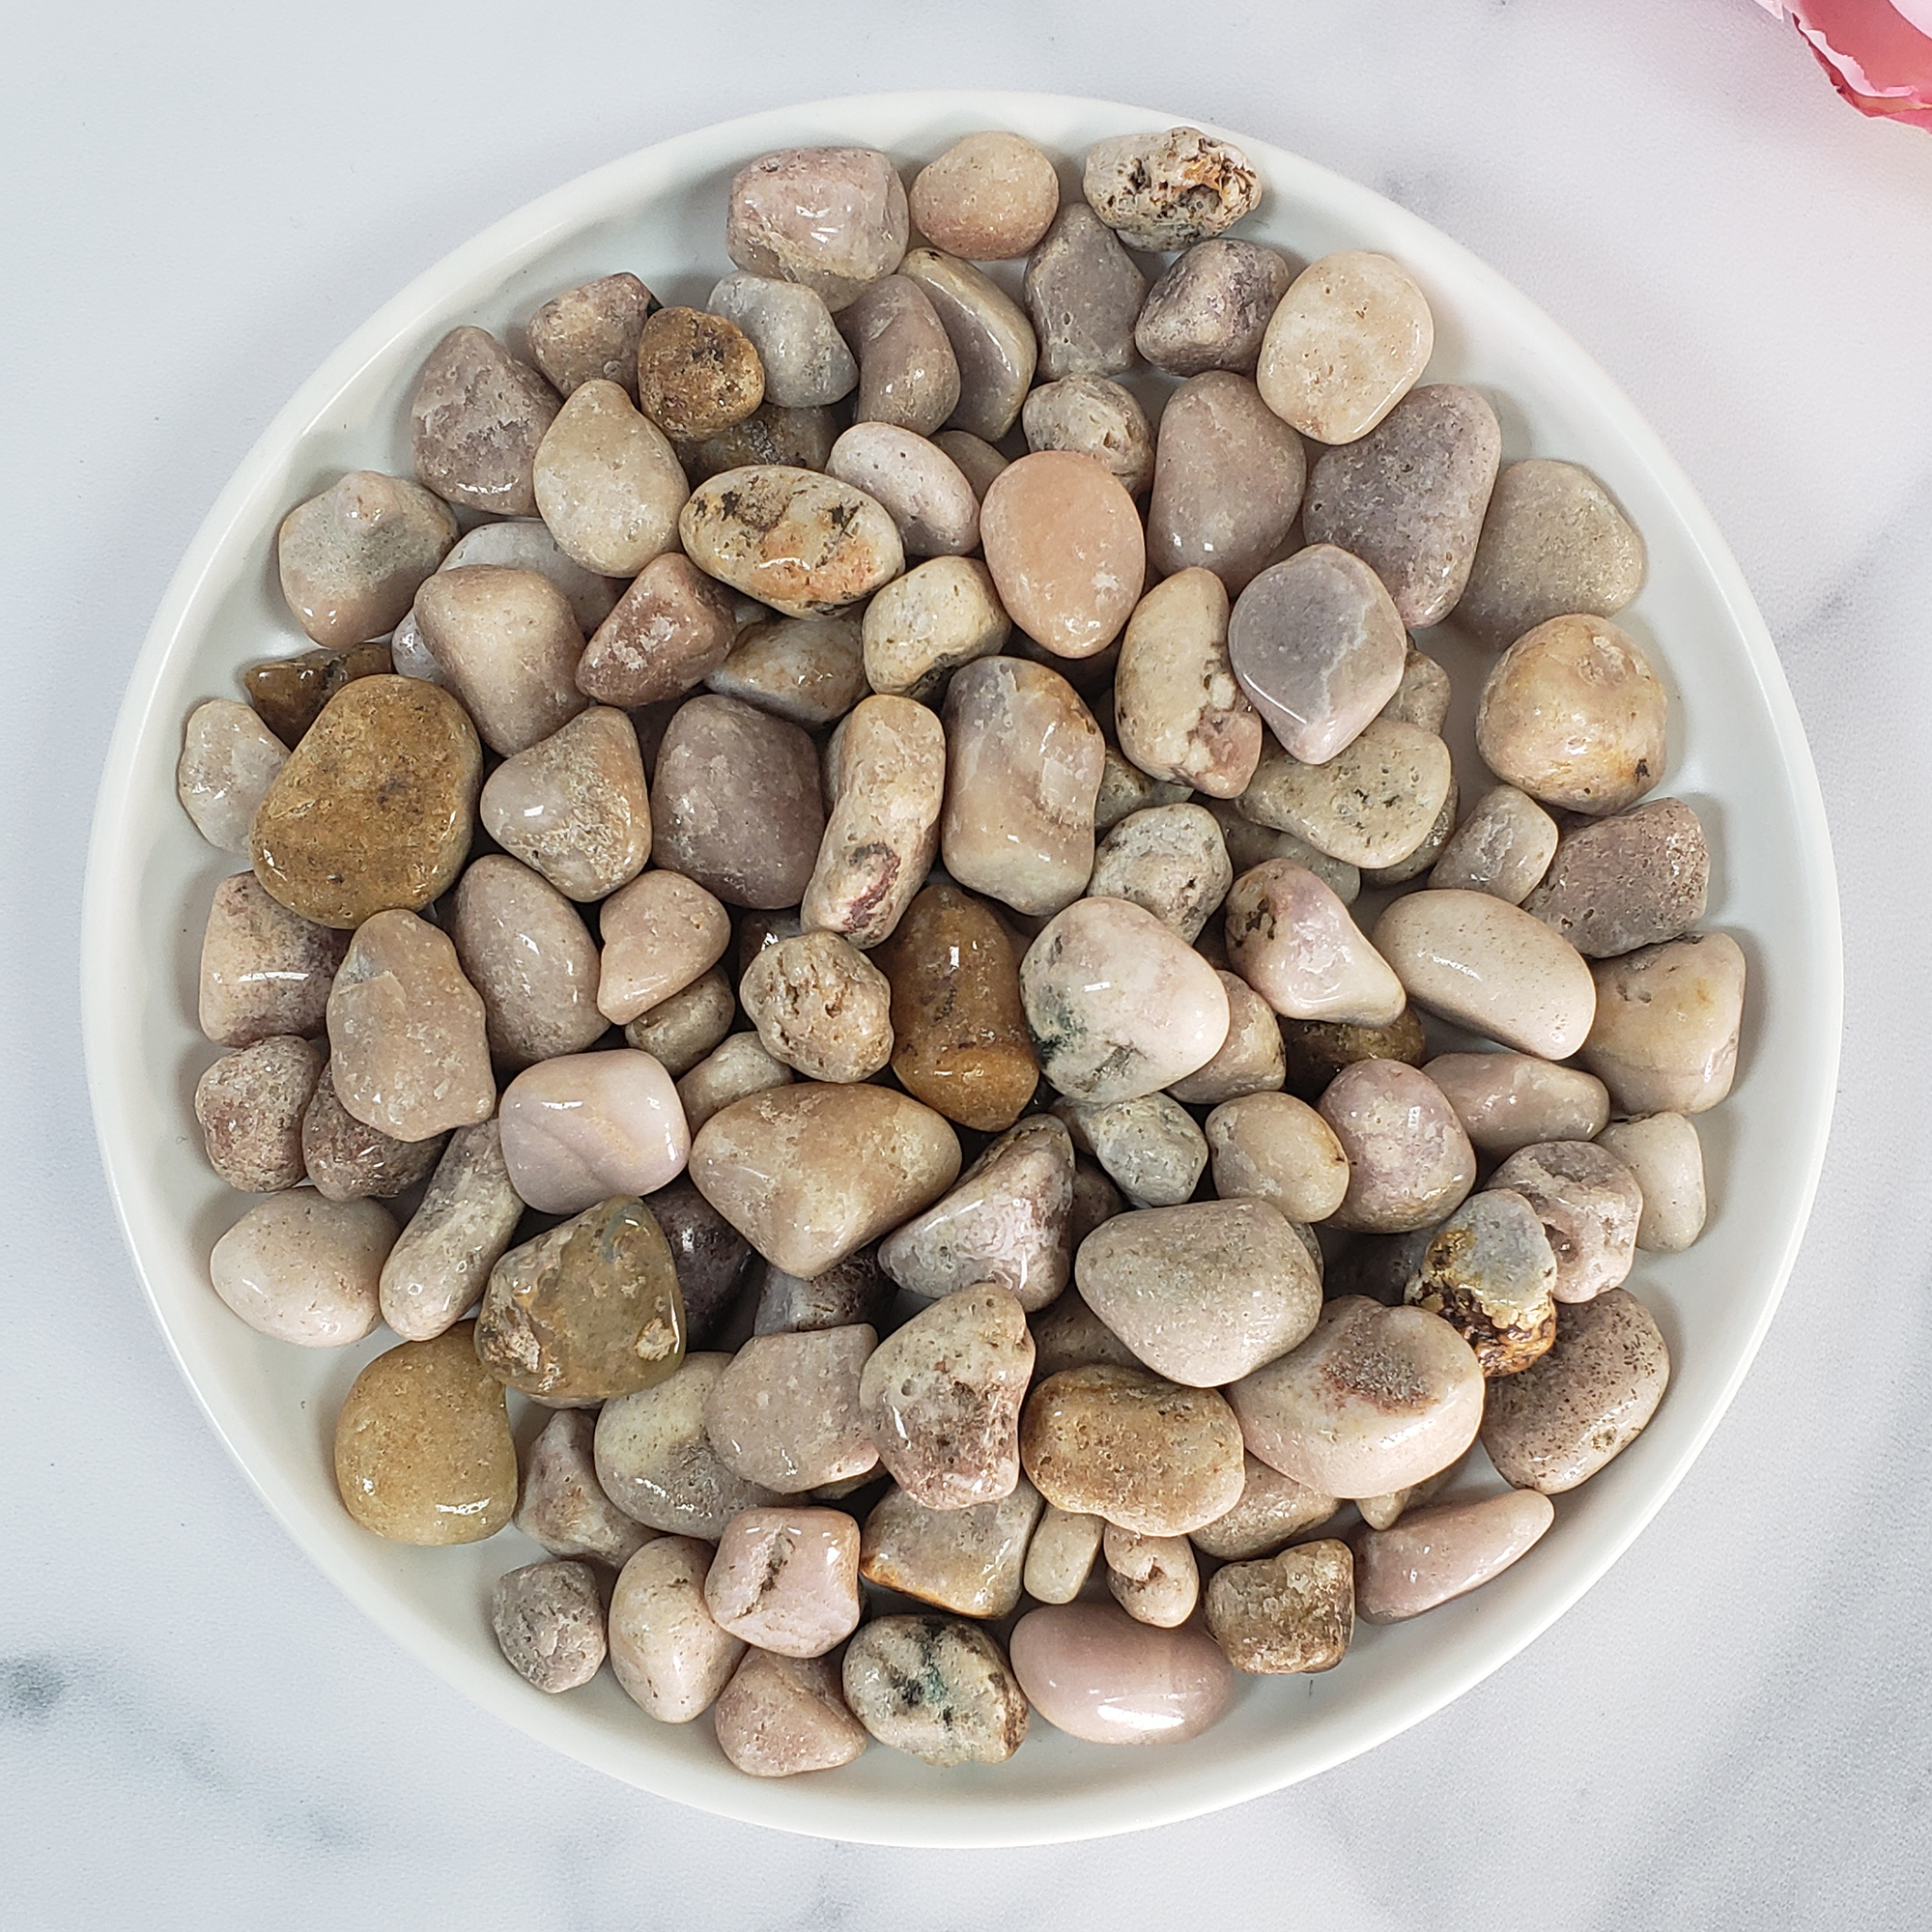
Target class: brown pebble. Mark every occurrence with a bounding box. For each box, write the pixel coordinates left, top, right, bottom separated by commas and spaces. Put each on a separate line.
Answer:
244, 640, 393, 750
1278, 1005, 1427, 1100
1205, 1539, 1353, 1674
635, 307, 765, 441
678, 401, 838, 482
410, 325, 560, 517
525, 271, 656, 397
300, 1063, 446, 1202
194, 1036, 323, 1192
1521, 798, 1710, 957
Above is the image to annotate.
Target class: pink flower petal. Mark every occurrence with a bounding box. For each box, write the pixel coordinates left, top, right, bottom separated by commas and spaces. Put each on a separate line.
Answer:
1793, 0, 1932, 99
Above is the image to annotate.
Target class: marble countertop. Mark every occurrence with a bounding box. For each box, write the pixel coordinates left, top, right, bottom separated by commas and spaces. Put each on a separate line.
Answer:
6, 2, 1929, 1924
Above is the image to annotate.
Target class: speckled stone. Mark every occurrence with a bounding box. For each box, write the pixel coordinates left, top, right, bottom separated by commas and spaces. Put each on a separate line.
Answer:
513, 1407, 656, 1569
1430, 784, 1559, 903
1087, 804, 1232, 943
1405, 1189, 1559, 1377
526, 271, 655, 398
576, 552, 739, 708
1103, 1524, 1200, 1628
1320, 1060, 1476, 1235
414, 567, 588, 757
210, 1192, 394, 1347
1256, 252, 1433, 445
677, 400, 839, 483
859, 1478, 1044, 1617
1491, 1140, 1643, 1304
533, 379, 690, 575
740, 931, 895, 1084
635, 308, 765, 442
713, 1649, 869, 1777
842, 1614, 1028, 1765
492, 1559, 607, 1692
446, 857, 606, 1071
708, 271, 857, 410
1054, 1093, 1208, 1209
680, 466, 903, 619
1188, 1454, 1338, 1561
1083, 126, 1260, 248
1424, 1053, 1610, 1157
378, 1120, 522, 1342
1522, 798, 1710, 957
1598, 1113, 1707, 1254
1135, 239, 1294, 377
478, 707, 650, 902
860, 555, 1009, 699
1009, 1602, 1233, 1746
194, 1036, 321, 1192
1095, 748, 1192, 833
1223, 858, 1406, 1026
703, 1508, 862, 1657
1022, 376, 1153, 497
1238, 719, 1453, 869
1024, 202, 1147, 382
411, 326, 560, 516
623, 971, 736, 1080
1205, 1538, 1353, 1674
899, 248, 1037, 441
1204, 1090, 1350, 1225
1207, 801, 1360, 903
702, 1324, 877, 1492
753, 1246, 891, 1338
277, 470, 456, 649
909, 131, 1061, 260
608, 1535, 746, 1722
300, 1064, 446, 1203
725, 147, 909, 310
1581, 931, 1747, 1115
595, 1353, 781, 1538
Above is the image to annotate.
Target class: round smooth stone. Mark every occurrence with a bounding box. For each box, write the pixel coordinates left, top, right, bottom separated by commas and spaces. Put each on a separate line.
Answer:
841, 1616, 1028, 1766
1166, 970, 1288, 1106
838, 275, 961, 438
1353, 1490, 1556, 1623
1023, 203, 1147, 383
445, 857, 606, 1070
380, 1121, 524, 1344
1135, 239, 1294, 377
491, 1560, 607, 1693
1055, 1094, 1208, 1209
413, 566, 588, 758
276, 470, 455, 649
1020, 1363, 1245, 1537
1374, 889, 1598, 1060
246, 639, 395, 750
333, 1324, 516, 1544
678, 466, 903, 619
707, 270, 857, 411
1103, 1525, 1201, 1628
1476, 615, 1668, 815
1404, 1189, 1559, 1377
712, 1650, 869, 1778
478, 705, 650, 903
1083, 126, 1260, 248
1456, 458, 1646, 650
703, 1508, 863, 1658
532, 379, 689, 576
1492, 1141, 1643, 1305
1256, 251, 1434, 444
1425, 1052, 1610, 1157
909, 131, 1061, 260
1188, 1455, 1339, 1562
576, 552, 739, 709
177, 699, 289, 853
595, 868, 731, 1026
497, 1052, 689, 1215
634, 307, 764, 442
1087, 804, 1232, 943
1022, 376, 1153, 497
1238, 719, 1453, 869
858, 1477, 1043, 1617
1075, 1199, 1321, 1387
1009, 1602, 1234, 1745
725, 147, 909, 310
1521, 798, 1711, 957
1020, 896, 1231, 1104
595, 1354, 781, 1538
513, 1408, 657, 1569
409, 325, 559, 517
1581, 931, 1747, 1115
676, 1036, 794, 1137
194, 1036, 321, 1193
1227, 1295, 1485, 1498
707, 613, 867, 727
1480, 1288, 1670, 1492
1204, 1539, 1354, 1674
980, 450, 1146, 660
526, 271, 654, 398
860, 554, 1009, 699
740, 931, 895, 1084
1320, 1060, 1476, 1234
688, 1081, 961, 1280
442, 517, 624, 635
608, 1536, 746, 1723
898, 248, 1038, 442
702, 1325, 878, 1492
1598, 1113, 1707, 1253
248, 676, 480, 929
625, 970, 737, 1079
1147, 371, 1307, 595
826, 422, 979, 557
1302, 384, 1503, 629
1224, 858, 1406, 1026
1204, 1091, 1351, 1225
210, 1193, 394, 1347
1429, 784, 1559, 903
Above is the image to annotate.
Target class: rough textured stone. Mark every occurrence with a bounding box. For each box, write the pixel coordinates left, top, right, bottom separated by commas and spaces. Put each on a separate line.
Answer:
478, 708, 650, 902
210, 1192, 393, 1347
1204, 1090, 1350, 1225
526, 271, 655, 398
277, 470, 455, 649
1055, 1093, 1208, 1209
532, 379, 690, 575
713, 1649, 869, 1777
491, 1559, 607, 1692
1405, 1189, 1559, 1377
379, 1120, 522, 1342
300, 1065, 445, 1203
497, 1052, 691, 1215
1238, 719, 1453, 869
194, 1036, 321, 1192
1136, 239, 1294, 377
1321, 1060, 1476, 1235
1023, 376, 1153, 497
1083, 126, 1260, 248
414, 567, 587, 757
1086, 804, 1232, 943
910, 131, 1061, 260
1491, 1140, 1644, 1304
607, 1535, 746, 1722
678, 400, 839, 483
1256, 252, 1433, 444
514, 1407, 657, 1569
1103, 1524, 1200, 1628
725, 147, 909, 310
1208, 800, 1359, 902
842, 1615, 1028, 1765
1188, 1454, 1339, 1561
446, 857, 606, 1071
410, 325, 560, 516
1522, 798, 1711, 957
595, 1354, 780, 1538
1009, 1602, 1233, 1745
679, 466, 902, 619
1024, 203, 1148, 381
1581, 931, 1747, 1115
1224, 858, 1406, 1026
1430, 784, 1559, 903
740, 931, 895, 1084
1206, 1539, 1354, 1673
1022, 1503, 1106, 1604
635, 308, 764, 442
576, 552, 739, 708
753, 1246, 891, 1338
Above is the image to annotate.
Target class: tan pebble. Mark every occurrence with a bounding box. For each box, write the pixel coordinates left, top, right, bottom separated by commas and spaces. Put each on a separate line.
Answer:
1580, 931, 1746, 1115
478, 706, 649, 901
703, 1508, 862, 1658
1429, 784, 1559, 902
1095, 747, 1192, 834
1009, 1602, 1232, 1745
1380, 646, 1453, 733
608, 1535, 746, 1722
1224, 858, 1406, 1026
706, 613, 867, 727
740, 931, 894, 1083
842, 1615, 1028, 1765
1480, 1288, 1669, 1492
1491, 1140, 1642, 1304
491, 1558, 607, 1693
595, 1353, 781, 1537
1321, 1060, 1475, 1234
1598, 1113, 1706, 1253
194, 1037, 321, 1192
910, 131, 1060, 260
276, 470, 456, 649
1425, 1052, 1610, 1157
1188, 1454, 1338, 1561
1056, 1093, 1208, 1208
442, 518, 624, 634
299, 1065, 444, 1203
827, 422, 979, 557
1405, 1189, 1559, 1376
210, 1192, 394, 1347
1020, 1362, 1245, 1537
623, 969, 736, 1078
1256, 252, 1433, 444
1205, 1090, 1350, 1224
410, 325, 560, 517
1135, 239, 1295, 377
1476, 614, 1667, 815
981, 450, 1145, 659
446, 856, 606, 1069
1354, 1490, 1556, 1622
1024, 203, 1147, 382
1104, 1524, 1200, 1627
702, 1325, 877, 1492
333, 1323, 515, 1543
1022, 1503, 1106, 1604
576, 551, 739, 708
1029, 1284, 1141, 1379
414, 566, 587, 757
1166, 971, 1287, 1105
532, 379, 690, 576
680, 465, 902, 619
635, 308, 764, 442
1206, 1539, 1353, 1672
931, 429, 1009, 500
859, 1479, 1043, 1617
595, 867, 731, 1026
900, 248, 1037, 440
513, 1407, 657, 1569
177, 699, 289, 853
1237, 718, 1453, 868
1113, 568, 1262, 798
496, 1050, 691, 1213
676, 1034, 793, 1136
725, 147, 909, 310
1087, 803, 1232, 943
707, 271, 857, 411
713, 1648, 869, 1777
861, 555, 1008, 699
380, 1120, 524, 1343
526, 271, 655, 398
678, 400, 838, 483
1521, 797, 1711, 957
1354, 1461, 1457, 1532
838, 274, 961, 438
1363, 773, 1459, 888
1023, 376, 1154, 497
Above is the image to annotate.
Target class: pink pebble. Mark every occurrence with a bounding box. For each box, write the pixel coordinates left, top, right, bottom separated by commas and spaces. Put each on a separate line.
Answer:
703, 1508, 864, 1658
1009, 1601, 1234, 1745
497, 1049, 690, 1213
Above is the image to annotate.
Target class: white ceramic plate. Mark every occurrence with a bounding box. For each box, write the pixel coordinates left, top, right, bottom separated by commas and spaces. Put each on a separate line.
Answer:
81, 91, 1841, 1847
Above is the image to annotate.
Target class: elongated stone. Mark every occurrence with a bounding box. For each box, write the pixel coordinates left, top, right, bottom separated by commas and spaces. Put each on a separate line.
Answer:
1113, 568, 1262, 798
492, 1559, 606, 1692
827, 422, 979, 557
210, 1192, 393, 1347
725, 147, 909, 309
1009, 1602, 1233, 1745
514, 1407, 657, 1568
635, 307, 764, 442
177, 699, 288, 853
1321, 1060, 1476, 1234
526, 271, 655, 398
1430, 784, 1559, 903
860, 1477, 1043, 1616
875, 882, 1039, 1131
576, 552, 738, 708
194, 1036, 321, 1192
1023, 376, 1153, 497
946, 659, 1107, 920
1087, 803, 1232, 943
860, 555, 1008, 698
679, 466, 902, 619
333, 1324, 516, 1543
277, 470, 456, 649
1206, 1539, 1353, 1673
704, 1508, 862, 1657
838, 275, 960, 437
248, 677, 479, 928
410, 326, 560, 517
442, 518, 624, 635
842, 1616, 1028, 1765
900, 247, 1037, 440
1457, 458, 1646, 649
1224, 858, 1406, 1025
702, 1324, 877, 1492
596, 868, 731, 1025
1238, 719, 1452, 868
676, 1034, 793, 1135
1581, 932, 1746, 1115
713, 1649, 869, 1777
1167, 971, 1287, 1104
497, 1052, 690, 1215
1425, 1053, 1610, 1157
1204, 1090, 1350, 1225
532, 379, 689, 576
595, 1353, 780, 1537
1303, 385, 1502, 628
1136, 239, 1294, 377
689, 1081, 960, 1278
379, 1120, 522, 1341
1354, 1490, 1555, 1622
1023, 1503, 1107, 1604
1257, 252, 1433, 444
300, 1065, 445, 1202
624, 970, 735, 1079
446, 857, 605, 1070
740, 931, 894, 1084
1188, 1454, 1338, 1561
1021, 895, 1231, 1103
707, 613, 867, 726
1522, 798, 1710, 957
1598, 1113, 1706, 1253
708, 271, 857, 409
1491, 1141, 1642, 1305
1055, 1093, 1208, 1208
1228, 1295, 1484, 1498
1083, 126, 1260, 248
1024, 203, 1147, 381
608, 1536, 745, 1721
1405, 1189, 1559, 1376
479, 708, 650, 902
414, 567, 587, 757
645, 1176, 753, 1346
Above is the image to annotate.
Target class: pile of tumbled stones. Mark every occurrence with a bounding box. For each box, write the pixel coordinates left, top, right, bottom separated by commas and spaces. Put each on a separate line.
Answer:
177, 125, 1735, 1776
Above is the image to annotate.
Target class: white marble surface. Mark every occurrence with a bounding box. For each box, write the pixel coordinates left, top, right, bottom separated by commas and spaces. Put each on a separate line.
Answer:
5, 0, 1930, 1922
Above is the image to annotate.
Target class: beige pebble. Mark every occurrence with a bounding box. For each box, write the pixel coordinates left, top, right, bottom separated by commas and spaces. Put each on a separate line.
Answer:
608, 1535, 746, 1722
1476, 614, 1668, 815
1104, 1524, 1200, 1627
708, 270, 858, 412
210, 1192, 394, 1347
706, 613, 867, 727
860, 555, 1009, 699
446, 856, 606, 1069
1009, 1601, 1233, 1746
496, 1053, 691, 1215
595, 1354, 781, 1538
703, 1508, 863, 1658
1135, 239, 1295, 378
1256, 251, 1433, 444
726, 146, 909, 309
1581, 931, 1747, 1115
1030, 1282, 1140, 1380
1321, 1060, 1475, 1234
532, 379, 689, 576
1148, 372, 1307, 594
1076, 1199, 1321, 1387
1521, 797, 1711, 958
326, 910, 494, 1141
679, 466, 903, 619
1362, 774, 1459, 889
1056, 1093, 1208, 1208
635, 307, 765, 442
1022, 1503, 1106, 1604
1086, 804, 1232, 943
1491, 1141, 1643, 1304
1598, 1113, 1707, 1253
1374, 888, 1597, 1060
514, 1407, 657, 1569
595, 868, 731, 1026
1166, 970, 1288, 1105
410, 325, 560, 517
478, 705, 650, 901
940, 655, 1104, 917
491, 1558, 607, 1693
899, 248, 1037, 441
1229, 1295, 1484, 1498
623, 969, 736, 1079
910, 131, 1060, 260
1481, 1288, 1670, 1493
980, 450, 1146, 660
1224, 858, 1406, 1026
701, 1324, 878, 1492
932, 429, 1009, 499
276, 470, 456, 650
1205, 1090, 1350, 1224
1405, 1188, 1559, 1377
859, 1478, 1043, 1617
194, 1036, 321, 1192
1206, 1538, 1354, 1673
1379, 646, 1453, 734
177, 699, 290, 853
1207, 800, 1360, 903
826, 421, 979, 556
1354, 1490, 1556, 1622
525, 271, 655, 398
842, 1615, 1028, 1765
1237, 719, 1453, 869
1429, 784, 1559, 903
838, 274, 960, 438
1023, 376, 1154, 497
676, 1034, 794, 1136
379, 1120, 524, 1343
441, 518, 624, 636
1188, 1454, 1338, 1561
1424, 1052, 1610, 1157
1094, 747, 1193, 833
576, 552, 739, 708
712, 1648, 869, 1778
1020, 1363, 1245, 1536
740, 930, 895, 1083
1024, 203, 1147, 382
414, 565, 587, 756
299, 1065, 445, 1203
1354, 1462, 1457, 1532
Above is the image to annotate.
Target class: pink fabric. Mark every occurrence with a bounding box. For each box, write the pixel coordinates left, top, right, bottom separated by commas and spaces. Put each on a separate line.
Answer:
1755, 1, 1932, 128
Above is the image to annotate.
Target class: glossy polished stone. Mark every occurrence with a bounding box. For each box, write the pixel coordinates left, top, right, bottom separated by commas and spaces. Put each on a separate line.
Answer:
724, 146, 910, 310
276, 470, 455, 649
1205, 1539, 1354, 1674
210, 1192, 393, 1348
838, 275, 960, 438
177, 699, 289, 852
708, 270, 857, 410
1353, 1490, 1556, 1623
575, 551, 739, 708
497, 1051, 691, 1215
1223, 858, 1406, 1026
1113, 567, 1262, 798
899, 248, 1037, 441
526, 271, 655, 398
679, 466, 902, 619
532, 379, 689, 576
409, 325, 560, 517
413, 566, 587, 757
1204, 1090, 1351, 1225
1580, 931, 1747, 1115
1256, 251, 1433, 444
595, 867, 731, 1026
841, 1616, 1028, 1766
712, 1649, 869, 1778
1320, 1060, 1476, 1235
702, 1325, 878, 1492
703, 1508, 863, 1658
445, 857, 606, 1070
1009, 1602, 1234, 1745
607, 1536, 745, 1722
